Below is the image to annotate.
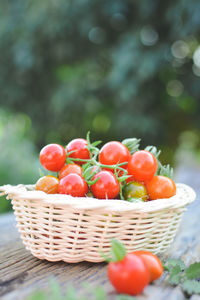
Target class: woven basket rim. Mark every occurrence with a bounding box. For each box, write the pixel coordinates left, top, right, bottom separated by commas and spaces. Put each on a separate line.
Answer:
0, 183, 196, 213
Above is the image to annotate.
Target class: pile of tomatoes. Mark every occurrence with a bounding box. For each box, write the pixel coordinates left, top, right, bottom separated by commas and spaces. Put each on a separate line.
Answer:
36, 134, 176, 201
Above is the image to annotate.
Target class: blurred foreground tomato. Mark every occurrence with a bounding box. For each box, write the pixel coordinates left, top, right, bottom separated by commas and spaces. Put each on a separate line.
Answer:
133, 251, 163, 282
106, 240, 149, 296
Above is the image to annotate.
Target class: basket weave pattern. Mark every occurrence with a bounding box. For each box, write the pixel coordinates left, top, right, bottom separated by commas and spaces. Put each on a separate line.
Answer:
0, 183, 196, 263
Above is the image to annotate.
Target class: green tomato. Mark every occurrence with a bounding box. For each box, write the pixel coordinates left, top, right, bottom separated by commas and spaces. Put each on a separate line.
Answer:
123, 181, 148, 201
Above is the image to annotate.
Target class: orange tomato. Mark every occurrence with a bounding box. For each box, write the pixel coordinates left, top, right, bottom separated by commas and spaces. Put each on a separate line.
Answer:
59, 164, 82, 179
146, 175, 176, 200
133, 251, 163, 281
36, 175, 59, 194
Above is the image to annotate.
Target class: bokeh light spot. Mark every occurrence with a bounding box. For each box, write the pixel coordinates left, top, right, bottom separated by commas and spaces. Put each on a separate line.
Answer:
171, 40, 189, 59
166, 80, 184, 97
88, 27, 105, 44
140, 25, 158, 46
192, 64, 200, 77
193, 46, 200, 68
93, 114, 111, 132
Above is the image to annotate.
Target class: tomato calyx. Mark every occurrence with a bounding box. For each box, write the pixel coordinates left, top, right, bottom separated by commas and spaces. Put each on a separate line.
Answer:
100, 239, 127, 263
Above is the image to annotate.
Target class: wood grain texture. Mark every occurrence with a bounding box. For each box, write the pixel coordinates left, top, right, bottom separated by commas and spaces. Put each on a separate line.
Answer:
0, 164, 200, 300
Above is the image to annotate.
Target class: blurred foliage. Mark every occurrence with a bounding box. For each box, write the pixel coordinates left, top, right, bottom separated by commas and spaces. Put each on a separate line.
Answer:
0, 0, 200, 213
26, 279, 134, 300
0, 110, 39, 213
0, 0, 200, 147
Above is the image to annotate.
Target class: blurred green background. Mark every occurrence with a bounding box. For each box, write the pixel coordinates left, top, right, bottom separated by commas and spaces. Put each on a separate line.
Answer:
0, 0, 200, 213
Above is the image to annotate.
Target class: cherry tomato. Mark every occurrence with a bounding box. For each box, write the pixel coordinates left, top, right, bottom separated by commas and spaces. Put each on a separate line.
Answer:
108, 253, 149, 295
36, 176, 59, 194
133, 251, 163, 282
146, 175, 176, 200
99, 141, 130, 168
58, 173, 88, 197
123, 181, 148, 201
66, 138, 90, 164
128, 150, 157, 182
59, 164, 82, 180
90, 170, 120, 199
40, 144, 66, 172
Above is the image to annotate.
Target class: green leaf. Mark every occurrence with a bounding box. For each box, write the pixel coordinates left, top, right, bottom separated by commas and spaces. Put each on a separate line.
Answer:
92, 140, 102, 147
164, 258, 186, 271
185, 262, 200, 280
122, 138, 140, 154
94, 286, 107, 300
158, 164, 174, 179
182, 280, 200, 295
49, 278, 63, 300
168, 265, 182, 285
110, 239, 126, 262
64, 286, 77, 300
99, 249, 111, 263
145, 146, 161, 158
27, 291, 47, 300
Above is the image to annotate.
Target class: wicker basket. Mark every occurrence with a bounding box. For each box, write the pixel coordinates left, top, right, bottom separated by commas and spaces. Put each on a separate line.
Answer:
0, 183, 196, 263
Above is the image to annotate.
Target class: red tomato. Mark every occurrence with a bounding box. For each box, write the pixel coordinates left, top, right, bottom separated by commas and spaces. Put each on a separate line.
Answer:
108, 253, 149, 295
59, 164, 82, 180
90, 171, 120, 199
36, 176, 59, 194
146, 175, 176, 200
66, 138, 90, 164
40, 144, 66, 172
128, 150, 157, 182
99, 141, 130, 168
133, 251, 163, 282
58, 174, 88, 197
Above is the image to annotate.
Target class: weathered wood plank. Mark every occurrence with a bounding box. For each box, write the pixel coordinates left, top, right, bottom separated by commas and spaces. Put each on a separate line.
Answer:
0, 165, 200, 300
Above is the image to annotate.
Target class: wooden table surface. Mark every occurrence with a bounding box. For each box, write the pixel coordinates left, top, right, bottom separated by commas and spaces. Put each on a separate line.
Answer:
1, 164, 200, 300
